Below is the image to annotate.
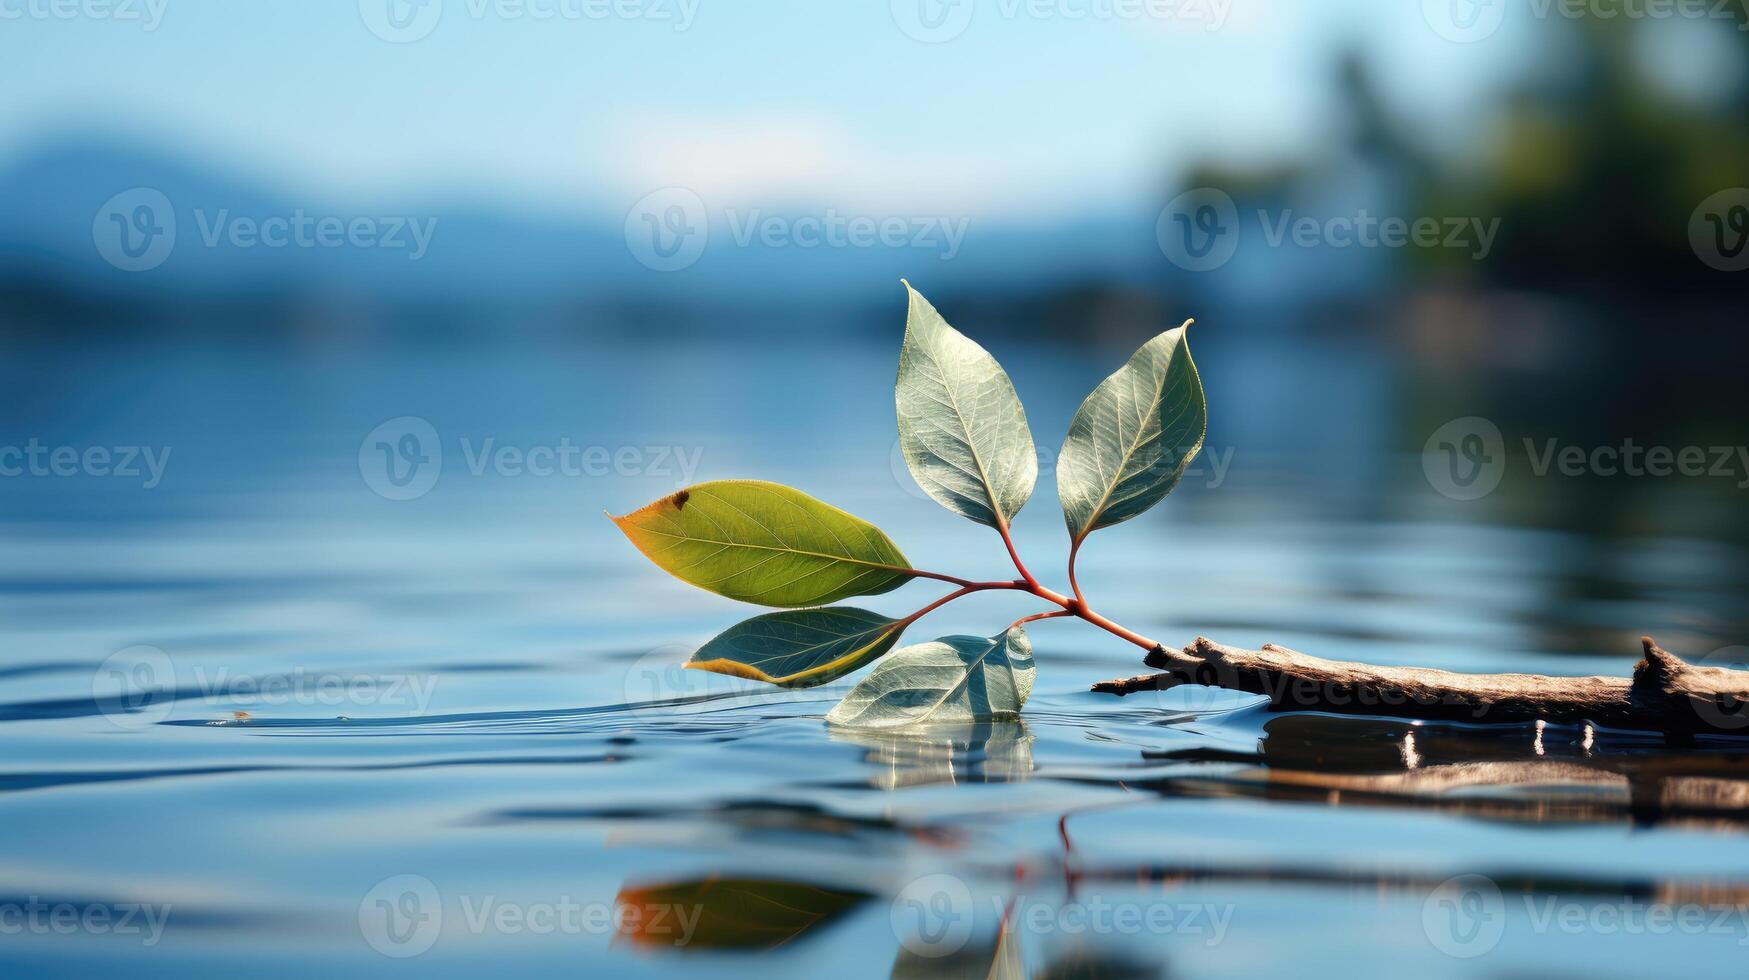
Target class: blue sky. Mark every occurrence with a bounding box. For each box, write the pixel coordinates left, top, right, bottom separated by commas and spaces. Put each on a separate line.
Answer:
2, 0, 1542, 219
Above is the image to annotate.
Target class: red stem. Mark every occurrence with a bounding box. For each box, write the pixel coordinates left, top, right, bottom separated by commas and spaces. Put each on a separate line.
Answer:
1067, 537, 1087, 607
995, 517, 1044, 593
1008, 609, 1073, 632
910, 548, 1160, 653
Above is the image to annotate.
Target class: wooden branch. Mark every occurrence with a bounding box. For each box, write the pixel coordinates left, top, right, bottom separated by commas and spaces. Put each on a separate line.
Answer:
1092, 635, 1749, 736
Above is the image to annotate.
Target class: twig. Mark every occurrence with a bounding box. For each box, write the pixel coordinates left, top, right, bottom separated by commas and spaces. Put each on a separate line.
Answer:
1092, 635, 1749, 736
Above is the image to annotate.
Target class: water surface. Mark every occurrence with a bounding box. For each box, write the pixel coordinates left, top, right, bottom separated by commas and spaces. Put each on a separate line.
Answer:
5, 335, 1749, 978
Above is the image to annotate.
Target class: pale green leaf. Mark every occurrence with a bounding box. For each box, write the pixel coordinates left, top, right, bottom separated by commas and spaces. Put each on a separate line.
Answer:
825, 627, 1035, 729
895, 282, 1037, 528
1056, 322, 1206, 543
687, 607, 907, 688
611, 480, 913, 608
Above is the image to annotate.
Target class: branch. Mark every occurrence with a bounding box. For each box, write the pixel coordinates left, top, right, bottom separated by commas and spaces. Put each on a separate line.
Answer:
1092, 635, 1749, 736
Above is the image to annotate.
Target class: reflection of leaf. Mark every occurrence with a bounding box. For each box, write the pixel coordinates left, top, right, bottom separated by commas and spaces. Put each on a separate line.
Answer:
615, 877, 872, 951
610, 480, 913, 608
988, 913, 1026, 980
895, 282, 1037, 528
831, 721, 1035, 790
889, 899, 1026, 980
688, 607, 907, 688
826, 628, 1034, 730
1057, 323, 1205, 543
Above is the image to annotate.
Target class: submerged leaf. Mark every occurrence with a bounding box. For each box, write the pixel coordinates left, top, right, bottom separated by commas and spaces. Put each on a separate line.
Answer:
895, 282, 1037, 528
825, 627, 1035, 730
688, 607, 908, 688
1056, 321, 1205, 543
610, 480, 913, 608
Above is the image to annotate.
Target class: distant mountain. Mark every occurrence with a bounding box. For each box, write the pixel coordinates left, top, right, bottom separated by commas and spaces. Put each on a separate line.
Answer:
0, 133, 1173, 320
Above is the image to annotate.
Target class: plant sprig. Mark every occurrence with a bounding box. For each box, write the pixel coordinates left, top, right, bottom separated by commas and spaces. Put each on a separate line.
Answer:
610, 281, 1206, 728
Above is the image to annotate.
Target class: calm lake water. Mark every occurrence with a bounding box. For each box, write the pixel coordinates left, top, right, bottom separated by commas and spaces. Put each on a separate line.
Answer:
4, 333, 1749, 978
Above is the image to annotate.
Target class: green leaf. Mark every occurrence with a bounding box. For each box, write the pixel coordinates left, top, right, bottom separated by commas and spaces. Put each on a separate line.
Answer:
610, 480, 914, 608
687, 607, 908, 688
1056, 321, 1206, 543
825, 626, 1035, 729
895, 281, 1037, 528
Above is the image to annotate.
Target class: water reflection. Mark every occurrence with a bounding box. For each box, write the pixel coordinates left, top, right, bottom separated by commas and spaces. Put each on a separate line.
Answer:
830, 721, 1036, 790
1122, 713, 1749, 832
612, 878, 873, 952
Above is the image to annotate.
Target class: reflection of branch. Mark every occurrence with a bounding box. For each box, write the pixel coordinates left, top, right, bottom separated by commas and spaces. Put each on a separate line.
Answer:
1099, 713, 1749, 832
1093, 636, 1749, 736
1064, 863, 1749, 908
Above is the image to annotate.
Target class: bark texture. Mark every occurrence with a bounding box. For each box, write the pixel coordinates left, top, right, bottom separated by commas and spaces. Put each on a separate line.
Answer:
1092, 635, 1749, 736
